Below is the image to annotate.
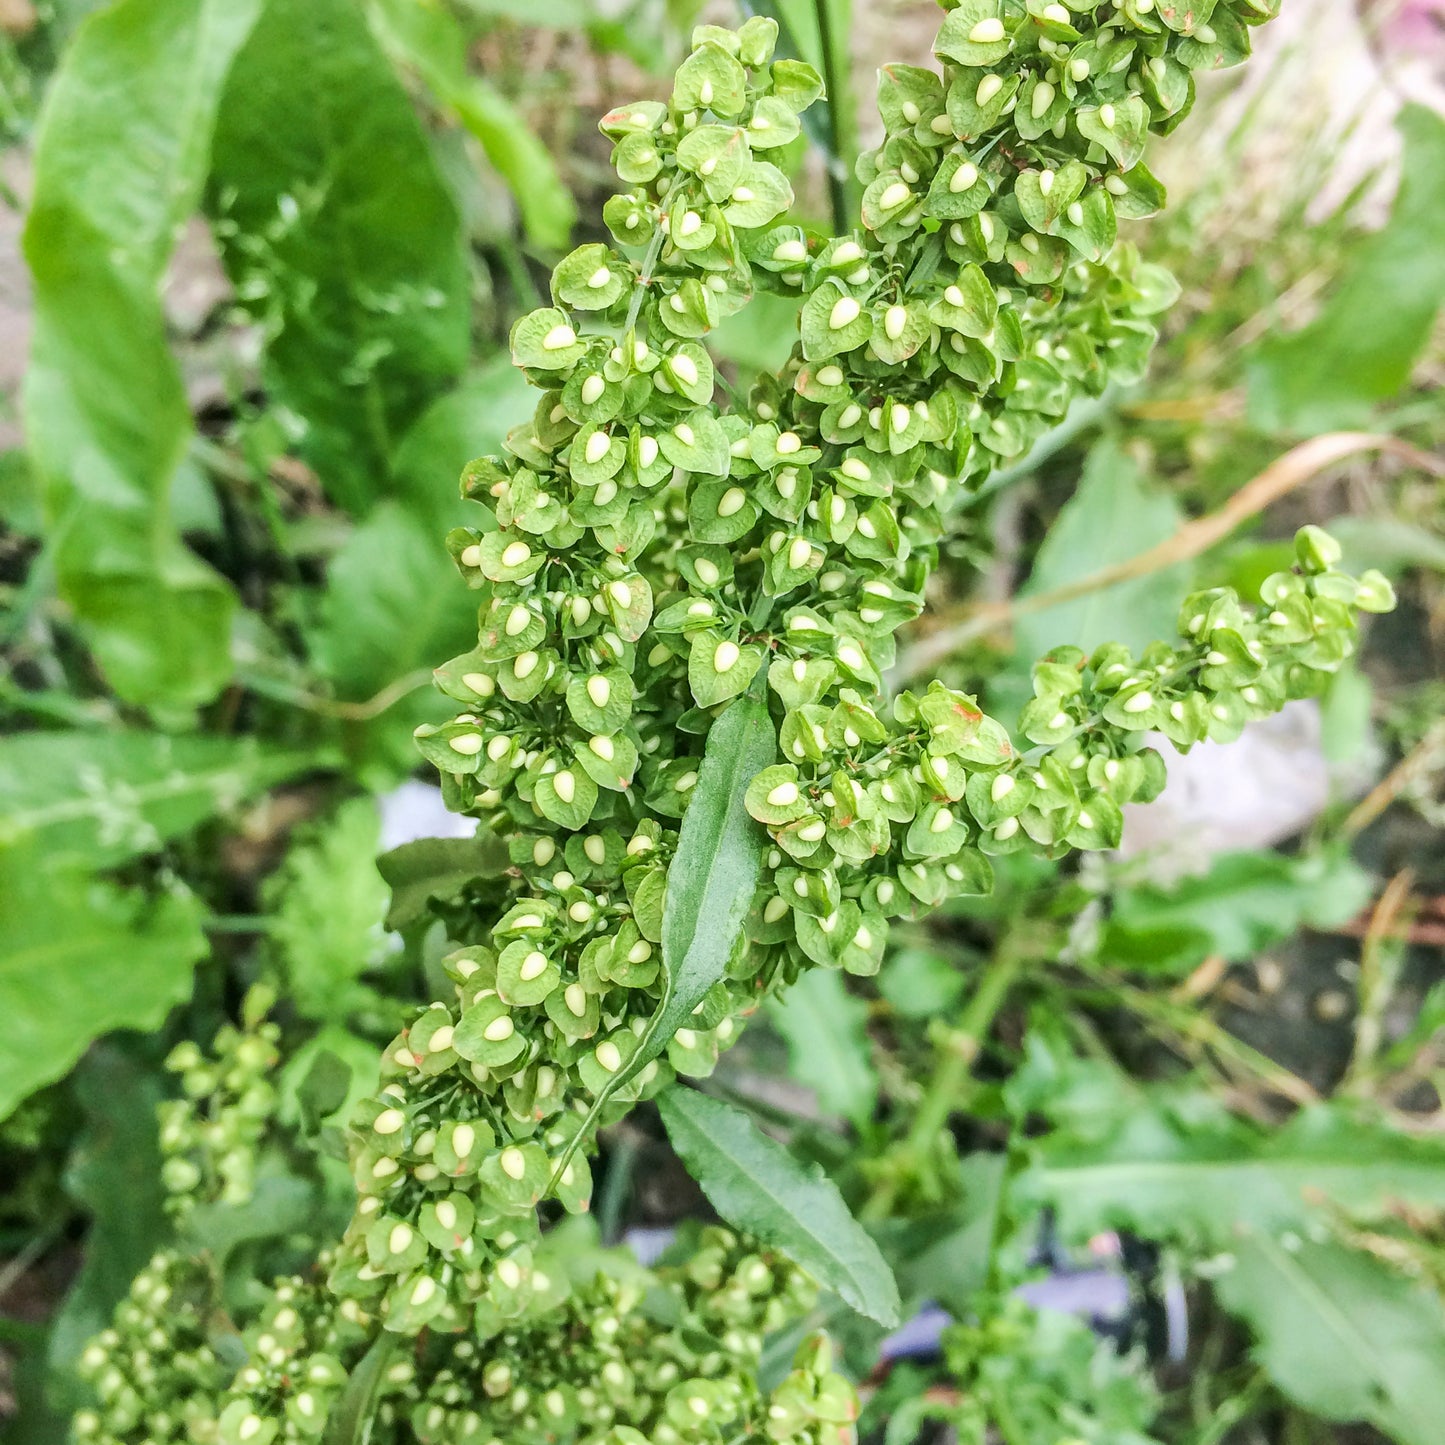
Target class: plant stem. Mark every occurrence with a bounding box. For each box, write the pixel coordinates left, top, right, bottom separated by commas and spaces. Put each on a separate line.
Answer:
812, 0, 852, 235
1343, 867, 1414, 1093
864, 930, 1033, 1219
1104, 981, 1319, 1106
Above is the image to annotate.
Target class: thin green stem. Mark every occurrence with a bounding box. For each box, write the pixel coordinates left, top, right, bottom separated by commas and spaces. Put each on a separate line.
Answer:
863, 929, 1035, 1218
812, 0, 851, 235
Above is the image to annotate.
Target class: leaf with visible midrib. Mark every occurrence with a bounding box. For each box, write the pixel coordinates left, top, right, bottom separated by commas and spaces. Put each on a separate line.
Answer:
0, 732, 318, 868
1218, 1235, 1445, 1445
1020, 1096, 1445, 1248
656, 685, 776, 1045
658, 1087, 901, 1326
322, 1333, 398, 1445
547, 685, 774, 1187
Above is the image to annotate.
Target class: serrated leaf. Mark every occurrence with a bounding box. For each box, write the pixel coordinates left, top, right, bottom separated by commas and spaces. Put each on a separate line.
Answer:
1250, 105, 1445, 435
1020, 1096, 1445, 1249
23, 0, 259, 705
768, 970, 877, 1127
1218, 1236, 1445, 1445
208, 0, 470, 513
658, 1086, 900, 1326
0, 845, 208, 1121
0, 732, 316, 868
265, 797, 392, 1024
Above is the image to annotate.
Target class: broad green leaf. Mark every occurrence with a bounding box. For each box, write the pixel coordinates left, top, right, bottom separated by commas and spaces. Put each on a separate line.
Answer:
768, 969, 877, 1127
1250, 105, 1445, 435
0, 731, 316, 868
367, 0, 575, 250
549, 687, 775, 1185
1014, 437, 1185, 661
388, 359, 535, 529
0, 846, 208, 1120
311, 503, 481, 780
41, 1047, 168, 1421
23, 0, 260, 705
208, 0, 470, 514
1217, 1236, 1445, 1445
1101, 848, 1374, 974
311, 363, 535, 744
377, 834, 511, 931
265, 798, 391, 1025
658, 1087, 901, 1326
1020, 1096, 1445, 1249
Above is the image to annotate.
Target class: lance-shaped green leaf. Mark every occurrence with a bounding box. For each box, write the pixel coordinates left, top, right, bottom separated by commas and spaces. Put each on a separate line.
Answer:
549, 684, 774, 1186
658, 1087, 901, 1326
23, 0, 260, 705
208, 0, 470, 514
321, 1332, 398, 1445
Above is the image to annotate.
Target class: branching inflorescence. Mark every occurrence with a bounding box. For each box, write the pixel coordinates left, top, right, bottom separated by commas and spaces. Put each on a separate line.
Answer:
78, 3, 1398, 1443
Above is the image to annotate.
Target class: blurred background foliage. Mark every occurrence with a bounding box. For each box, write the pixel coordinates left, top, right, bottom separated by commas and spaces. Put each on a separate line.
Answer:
1, 0, 1444, 1442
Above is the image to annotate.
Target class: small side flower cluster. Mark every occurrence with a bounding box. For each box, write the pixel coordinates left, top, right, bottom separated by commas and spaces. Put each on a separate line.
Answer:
742, 527, 1393, 962
157, 989, 281, 1212
76, 1020, 856, 1445
74, 1254, 228, 1445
